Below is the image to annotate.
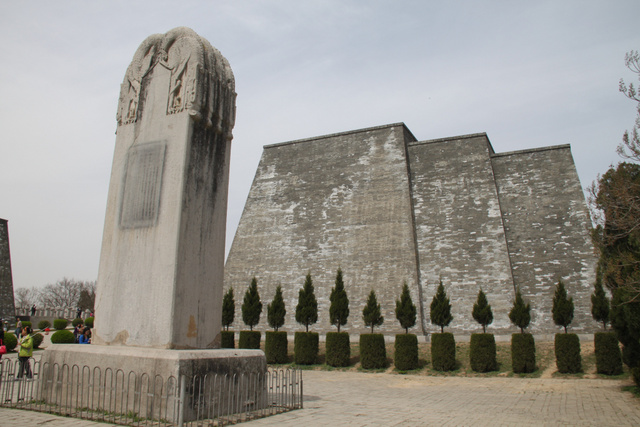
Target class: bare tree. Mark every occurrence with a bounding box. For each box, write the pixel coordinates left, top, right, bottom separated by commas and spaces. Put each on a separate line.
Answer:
618, 50, 640, 163
14, 287, 38, 308
39, 277, 84, 309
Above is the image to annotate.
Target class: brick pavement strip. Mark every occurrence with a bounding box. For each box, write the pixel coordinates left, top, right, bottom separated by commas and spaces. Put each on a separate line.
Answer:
1, 370, 639, 426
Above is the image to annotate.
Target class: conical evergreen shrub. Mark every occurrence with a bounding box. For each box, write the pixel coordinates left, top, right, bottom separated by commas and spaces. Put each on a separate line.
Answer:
430, 281, 453, 333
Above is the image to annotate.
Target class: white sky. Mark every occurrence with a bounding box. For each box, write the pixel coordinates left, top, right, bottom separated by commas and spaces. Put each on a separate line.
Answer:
1, 1, 639, 290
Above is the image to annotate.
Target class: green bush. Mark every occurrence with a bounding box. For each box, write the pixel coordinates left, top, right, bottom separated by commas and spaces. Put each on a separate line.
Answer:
594, 332, 623, 375
220, 331, 235, 348
84, 317, 94, 328
53, 318, 69, 331
326, 332, 351, 367
38, 320, 52, 330
72, 318, 84, 327
294, 332, 319, 365
394, 333, 419, 371
238, 331, 261, 349
359, 333, 387, 369
470, 333, 497, 372
3, 333, 17, 351
511, 333, 536, 373
554, 333, 582, 373
51, 329, 75, 344
32, 333, 44, 349
265, 331, 288, 364
22, 321, 32, 329
431, 332, 456, 371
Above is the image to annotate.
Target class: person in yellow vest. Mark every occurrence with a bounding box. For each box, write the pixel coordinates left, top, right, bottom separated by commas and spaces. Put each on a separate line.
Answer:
16, 326, 33, 380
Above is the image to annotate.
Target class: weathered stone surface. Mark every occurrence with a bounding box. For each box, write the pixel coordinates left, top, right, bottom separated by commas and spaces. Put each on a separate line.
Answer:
225, 123, 597, 335
408, 134, 514, 333
225, 124, 421, 334
94, 27, 236, 349
0, 218, 16, 322
491, 145, 598, 332
40, 345, 266, 422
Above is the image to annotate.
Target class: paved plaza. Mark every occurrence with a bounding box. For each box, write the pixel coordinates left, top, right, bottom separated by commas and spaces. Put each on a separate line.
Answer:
1, 368, 639, 426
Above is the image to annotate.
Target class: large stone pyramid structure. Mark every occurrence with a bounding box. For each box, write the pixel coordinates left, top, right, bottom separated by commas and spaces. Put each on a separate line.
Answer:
224, 123, 598, 335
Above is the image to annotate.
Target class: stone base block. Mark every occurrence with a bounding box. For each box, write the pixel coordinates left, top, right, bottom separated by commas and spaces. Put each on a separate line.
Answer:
39, 345, 266, 422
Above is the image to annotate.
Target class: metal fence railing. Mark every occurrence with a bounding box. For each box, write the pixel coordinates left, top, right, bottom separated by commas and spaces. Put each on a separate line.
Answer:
0, 357, 303, 426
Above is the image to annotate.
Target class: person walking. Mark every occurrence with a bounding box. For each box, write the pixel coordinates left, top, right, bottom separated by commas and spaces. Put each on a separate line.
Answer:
17, 326, 33, 380
30, 304, 36, 316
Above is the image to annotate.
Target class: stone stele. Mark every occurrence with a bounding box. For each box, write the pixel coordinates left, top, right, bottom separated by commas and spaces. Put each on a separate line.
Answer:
94, 26, 236, 349
41, 28, 265, 419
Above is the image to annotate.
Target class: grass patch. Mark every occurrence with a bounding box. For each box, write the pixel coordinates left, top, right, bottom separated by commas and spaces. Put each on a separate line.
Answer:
622, 385, 640, 398
262, 336, 633, 380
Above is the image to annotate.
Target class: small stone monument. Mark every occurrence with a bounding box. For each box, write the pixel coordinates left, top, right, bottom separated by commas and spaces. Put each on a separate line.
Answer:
41, 27, 265, 420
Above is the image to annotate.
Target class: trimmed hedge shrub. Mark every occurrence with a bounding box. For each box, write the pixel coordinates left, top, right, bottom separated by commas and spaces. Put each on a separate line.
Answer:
594, 332, 623, 375
239, 331, 261, 349
38, 320, 51, 330
294, 332, 319, 365
72, 318, 84, 327
51, 330, 75, 344
265, 331, 288, 364
3, 333, 17, 351
53, 318, 69, 331
32, 333, 44, 349
470, 333, 497, 372
326, 332, 350, 367
22, 321, 32, 329
555, 333, 582, 373
84, 317, 94, 328
431, 332, 456, 371
220, 331, 235, 349
359, 333, 387, 369
394, 333, 419, 371
511, 333, 536, 373
633, 367, 640, 386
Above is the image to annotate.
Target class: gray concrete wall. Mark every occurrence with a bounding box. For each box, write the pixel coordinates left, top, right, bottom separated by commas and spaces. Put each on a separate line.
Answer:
407, 134, 515, 334
491, 146, 598, 332
224, 124, 421, 335
0, 219, 16, 322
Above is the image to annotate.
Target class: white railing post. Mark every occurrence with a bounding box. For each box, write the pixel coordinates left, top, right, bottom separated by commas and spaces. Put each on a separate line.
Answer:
177, 375, 186, 427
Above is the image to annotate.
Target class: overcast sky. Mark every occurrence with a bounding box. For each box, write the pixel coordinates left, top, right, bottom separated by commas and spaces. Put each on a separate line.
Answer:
1, 1, 639, 291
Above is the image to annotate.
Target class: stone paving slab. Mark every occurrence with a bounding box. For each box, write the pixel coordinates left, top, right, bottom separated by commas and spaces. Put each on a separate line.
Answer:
244, 371, 640, 426
1, 370, 639, 426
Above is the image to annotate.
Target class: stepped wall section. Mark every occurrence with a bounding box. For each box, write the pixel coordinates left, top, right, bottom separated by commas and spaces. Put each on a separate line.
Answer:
491, 146, 598, 332
407, 134, 515, 334
224, 124, 421, 334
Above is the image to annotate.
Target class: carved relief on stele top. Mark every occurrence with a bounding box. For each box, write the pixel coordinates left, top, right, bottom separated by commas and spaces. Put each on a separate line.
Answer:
116, 27, 236, 138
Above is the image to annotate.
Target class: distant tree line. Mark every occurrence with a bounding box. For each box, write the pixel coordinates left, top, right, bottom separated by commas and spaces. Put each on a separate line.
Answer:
14, 278, 96, 312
